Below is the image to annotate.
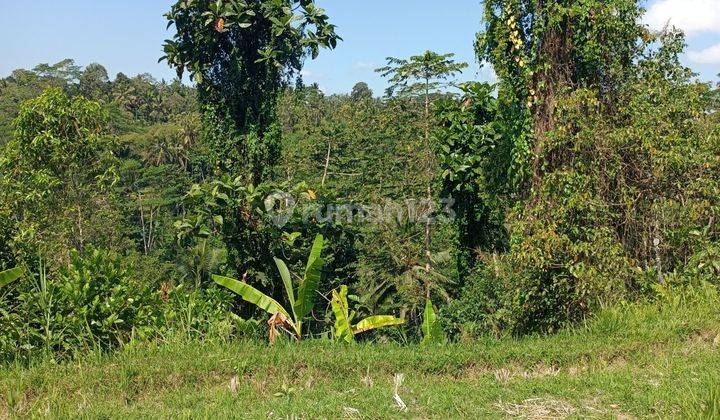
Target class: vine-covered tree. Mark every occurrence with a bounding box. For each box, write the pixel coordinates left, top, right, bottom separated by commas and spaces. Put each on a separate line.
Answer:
477, 0, 644, 188
441, 0, 720, 335
162, 0, 340, 182
435, 82, 509, 285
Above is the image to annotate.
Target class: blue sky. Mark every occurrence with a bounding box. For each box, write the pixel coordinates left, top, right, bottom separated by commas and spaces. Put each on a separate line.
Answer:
0, 1, 717, 95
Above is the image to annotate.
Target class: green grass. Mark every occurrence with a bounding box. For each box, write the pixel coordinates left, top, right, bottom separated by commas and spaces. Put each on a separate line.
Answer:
2, 292, 720, 419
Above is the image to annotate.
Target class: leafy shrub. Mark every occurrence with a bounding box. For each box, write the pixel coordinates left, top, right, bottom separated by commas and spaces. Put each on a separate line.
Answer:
682, 245, 720, 285
177, 177, 359, 319
442, 265, 506, 338
1, 249, 162, 361
55, 248, 161, 349
445, 184, 636, 336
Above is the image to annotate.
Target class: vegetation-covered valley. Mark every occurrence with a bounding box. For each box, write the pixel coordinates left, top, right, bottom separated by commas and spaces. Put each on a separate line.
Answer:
1, 0, 719, 417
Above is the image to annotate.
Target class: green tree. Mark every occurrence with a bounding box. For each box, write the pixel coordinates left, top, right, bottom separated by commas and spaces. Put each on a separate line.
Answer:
32, 59, 82, 87
0, 60, 81, 146
377, 51, 467, 297
444, 4, 720, 334
0, 88, 116, 262
435, 82, 509, 285
162, 0, 340, 182
350, 82, 373, 101
78, 63, 110, 101
476, 0, 644, 187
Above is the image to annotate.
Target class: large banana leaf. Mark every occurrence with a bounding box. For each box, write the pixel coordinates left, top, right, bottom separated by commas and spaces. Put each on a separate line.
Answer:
273, 257, 298, 322
0, 267, 23, 289
331, 285, 354, 343
212, 275, 293, 322
421, 298, 445, 345
295, 234, 324, 319
353, 315, 404, 335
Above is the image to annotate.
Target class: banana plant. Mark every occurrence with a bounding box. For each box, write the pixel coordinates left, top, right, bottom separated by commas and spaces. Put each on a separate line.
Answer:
0, 267, 24, 290
421, 298, 445, 345
331, 285, 404, 343
213, 234, 324, 343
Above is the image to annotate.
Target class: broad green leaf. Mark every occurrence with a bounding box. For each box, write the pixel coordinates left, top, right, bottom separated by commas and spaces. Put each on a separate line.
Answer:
0, 267, 23, 289
212, 275, 292, 321
274, 257, 297, 322
352, 315, 404, 335
295, 234, 324, 319
421, 298, 445, 345
331, 285, 354, 343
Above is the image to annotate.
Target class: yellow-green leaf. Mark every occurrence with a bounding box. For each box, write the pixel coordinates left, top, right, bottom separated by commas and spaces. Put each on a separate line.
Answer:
0, 267, 23, 289
353, 315, 404, 335
212, 275, 292, 322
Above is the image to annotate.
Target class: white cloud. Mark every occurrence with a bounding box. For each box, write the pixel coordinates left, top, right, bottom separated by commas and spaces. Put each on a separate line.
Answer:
353, 61, 377, 71
688, 43, 720, 63
644, 0, 720, 35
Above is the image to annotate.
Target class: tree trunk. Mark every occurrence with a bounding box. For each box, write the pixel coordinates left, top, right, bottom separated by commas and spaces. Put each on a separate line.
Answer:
531, 6, 574, 190
321, 141, 331, 187
139, 197, 148, 255
423, 78, 433, 298
653, 218, 665, 285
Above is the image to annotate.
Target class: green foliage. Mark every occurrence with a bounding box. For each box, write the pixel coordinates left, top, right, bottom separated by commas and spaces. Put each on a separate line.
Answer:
1, 250, 162, 361
376, 51, 468, 98
434, 82, 510, 283
350, 82, 373, 101
476, 0, 645, 187
3, 0, 720, 363
0, 88, 116, 262
162, 0, 340, 179
330, 285, 404, 343
77, 63, 110, 101
278, 86, 427, 200
330, 285, 353, 343
278, 83, 464, 326
177, 176, 357, 301
157, 284, 239, 341
116, 114, 207, 260
425, 1, 720, 337
213, 234, 325, 342
214, 275, 295, 336
0, 267, 23, 290
376, 50, 468, 307
0, 61, 75, 146
295, 234, 324, 320
420, 298, 444, 345
55, 249, 161, 349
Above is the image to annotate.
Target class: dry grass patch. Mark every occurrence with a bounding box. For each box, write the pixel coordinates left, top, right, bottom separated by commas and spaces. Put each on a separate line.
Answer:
496, 397, 576, 419
493, 362, 562, 384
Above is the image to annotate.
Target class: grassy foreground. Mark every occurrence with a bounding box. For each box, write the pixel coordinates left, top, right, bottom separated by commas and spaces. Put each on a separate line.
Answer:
2, 292, 720, 419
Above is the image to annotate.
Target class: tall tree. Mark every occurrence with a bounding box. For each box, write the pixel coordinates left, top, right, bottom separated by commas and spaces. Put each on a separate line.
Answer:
435, 82, 509, 285
0, 89, 116, 261
78, 63, 110, 101
162, 0, 340, 183
377, 51, 467, 298
350, 82, 373, 101
476, 0, 644, 189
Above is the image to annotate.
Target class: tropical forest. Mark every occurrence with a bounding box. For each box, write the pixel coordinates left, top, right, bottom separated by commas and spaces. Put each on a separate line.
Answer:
1, 0, 720, 417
